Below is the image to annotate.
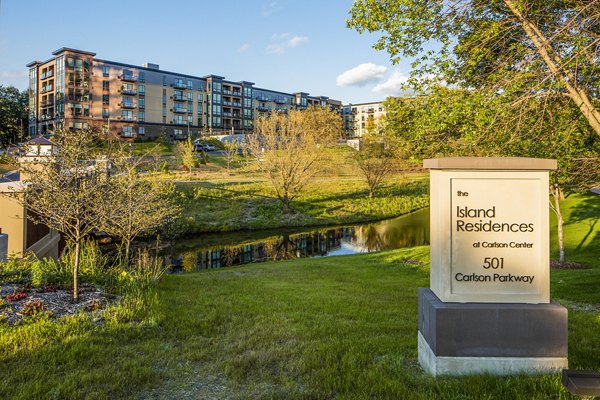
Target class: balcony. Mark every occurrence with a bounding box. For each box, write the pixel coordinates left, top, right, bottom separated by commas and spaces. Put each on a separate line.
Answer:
40, 71, 54, 80
120, 87, 137, 95
172, 119, 187, 125
257, 106, 271, 112
232, 91, 242, 97
173, 108, 186, 114
40, 85, 53, 94
119, 74, 137, 82
274, 98, 287, 104
223, 112, 233, 117
173, 81, 187, 89
223, 90, 233, 95
119, 102, 137, 109
173, 95, 185, 101
118, 116, 137, 122
232, 102, 242, 108
138, 90, 145, 96
223, 101, 233, 106
256, 95, 270, 101
121, 129, 136, 137
40, 114, 52, 121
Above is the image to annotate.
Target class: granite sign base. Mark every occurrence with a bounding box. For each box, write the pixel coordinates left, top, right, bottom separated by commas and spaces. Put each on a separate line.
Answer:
418, 288, 568, 376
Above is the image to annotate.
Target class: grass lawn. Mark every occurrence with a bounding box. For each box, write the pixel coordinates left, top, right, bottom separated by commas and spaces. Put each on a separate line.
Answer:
0, 189, 598, 398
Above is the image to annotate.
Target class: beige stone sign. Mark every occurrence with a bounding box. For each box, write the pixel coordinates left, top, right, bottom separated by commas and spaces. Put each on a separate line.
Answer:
425, 158, 557, 304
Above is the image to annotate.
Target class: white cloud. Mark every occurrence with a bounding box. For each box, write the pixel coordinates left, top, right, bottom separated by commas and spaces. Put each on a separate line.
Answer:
336, 63, 388, 87
261, 1, 282, 17
288, 36, 308, 48
372, 70, 409, 95
266, 33, 308, 54
238, 43, 251, 53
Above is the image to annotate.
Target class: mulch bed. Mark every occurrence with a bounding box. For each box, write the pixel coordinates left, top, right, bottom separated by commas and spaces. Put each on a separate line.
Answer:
550, 260, 589, 270
0, 283, 116, 326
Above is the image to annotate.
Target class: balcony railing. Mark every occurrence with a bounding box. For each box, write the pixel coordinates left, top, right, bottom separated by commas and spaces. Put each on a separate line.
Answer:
256, 95, 270, 101
173, 82, 187, 89
120, 87, 137, 95
223, 101, 233, 106
119, 102, 137, 109
232, 91, 242, 97
173, 95, 185, 101
40, 85, 53, 93
172, 119, 187, 125
119, 74, 137, 82
173, 108, 186, 114
118, 116, 137, 122
223, 112, 233, 117
121, 130, 136, 137
257, 106, 271, 112
274, 99, 287, 104
223, 90, 233, 95
40, 71, 54, 80
232, 102, 242, 107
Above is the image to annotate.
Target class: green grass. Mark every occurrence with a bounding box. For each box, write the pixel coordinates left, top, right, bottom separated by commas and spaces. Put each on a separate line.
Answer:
177, 174, 429, 233
550, 192, 600, 304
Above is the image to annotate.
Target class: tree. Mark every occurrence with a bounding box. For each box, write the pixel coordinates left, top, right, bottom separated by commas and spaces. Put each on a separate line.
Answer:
223, 140, 240, 173
101, 153, 182, 265
14, 129, 105, 301
0, 85, 28, 145
347, 0, 600, 136
384, 86, 600, 262
245, 107, 341, 212
177, 136, 197, 174
353, 136, 397, 198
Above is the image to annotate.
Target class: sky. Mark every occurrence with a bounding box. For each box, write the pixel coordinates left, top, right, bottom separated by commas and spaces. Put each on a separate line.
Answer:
0, 0, 414, 104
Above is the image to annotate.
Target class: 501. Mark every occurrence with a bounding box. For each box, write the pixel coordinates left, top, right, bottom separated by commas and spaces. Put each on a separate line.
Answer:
483, 257, 504, 269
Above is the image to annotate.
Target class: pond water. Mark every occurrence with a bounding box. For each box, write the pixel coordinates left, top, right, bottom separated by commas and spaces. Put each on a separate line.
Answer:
167, 208, 430, 272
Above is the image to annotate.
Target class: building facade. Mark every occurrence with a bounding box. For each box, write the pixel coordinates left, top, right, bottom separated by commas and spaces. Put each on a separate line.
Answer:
27, 48, 342, 140
342, 101, 386, 138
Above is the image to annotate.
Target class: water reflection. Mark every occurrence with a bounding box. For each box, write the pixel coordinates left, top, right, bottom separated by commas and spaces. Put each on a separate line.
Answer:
168, 208, 430, 272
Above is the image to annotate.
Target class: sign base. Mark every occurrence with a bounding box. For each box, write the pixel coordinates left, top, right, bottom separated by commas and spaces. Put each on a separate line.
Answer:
418, 288, 568, 376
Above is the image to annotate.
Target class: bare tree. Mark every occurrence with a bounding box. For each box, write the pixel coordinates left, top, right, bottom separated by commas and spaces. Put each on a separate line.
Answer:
13, 129, 106, 301
223, 140, 240, 173
101, 151, 182, 265
245, 107, 341, 211
353, 136, 397, 198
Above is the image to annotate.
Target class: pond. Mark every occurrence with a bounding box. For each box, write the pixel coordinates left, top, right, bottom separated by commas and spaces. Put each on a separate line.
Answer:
167, 208, 430, 272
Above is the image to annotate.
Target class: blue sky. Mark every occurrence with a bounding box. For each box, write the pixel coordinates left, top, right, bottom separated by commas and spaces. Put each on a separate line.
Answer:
0, 0, 413, 104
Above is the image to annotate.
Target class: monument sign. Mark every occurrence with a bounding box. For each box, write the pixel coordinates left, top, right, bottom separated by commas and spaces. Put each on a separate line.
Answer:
419, 158, 568, 375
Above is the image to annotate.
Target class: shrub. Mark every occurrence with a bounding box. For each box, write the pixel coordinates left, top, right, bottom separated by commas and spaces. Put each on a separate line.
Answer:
21, 299, 44, 316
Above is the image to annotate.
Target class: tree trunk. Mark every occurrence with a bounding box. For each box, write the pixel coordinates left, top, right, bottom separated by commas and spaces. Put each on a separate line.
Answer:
552, 186, 565, 262
73, 239, 80, 302
124, 239, 131, 268
503, 0, 600, 137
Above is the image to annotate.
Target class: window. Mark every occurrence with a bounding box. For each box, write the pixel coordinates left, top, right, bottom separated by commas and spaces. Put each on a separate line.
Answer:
243, 87, 252, 98
244, 109, 252, 118
187, 103, 193, 113
162, 76, 166, 86
122, 96, 134, 107
162, 94, 167, 104
244, 98, 252, 108
213, 93, 221, 104
102, 66, 110, 77
138, 71, 145, 83
102, 108, 109, 118
102, 80, 109, 90
188, 115, 193, 124
139, 84, 145, 95
139, 98, 145, 109
197, 93, 204, 102
122, 126, 133, 136
162, 105, 167, 117
244, 120, 252, 128
121, 110, 134, 120
67, 57, 75, 68
212, 116, 221, 126
138, 126, 145, 135
198, 105, 202, 114
187, 80, 193, 90
174, 115, 184, 124
174, 102, 184, 112
138, 111, 145, 122
187, 92, 193, 101
174, 129, 183, 136
212, 105, 221, 115
102, 95, 109, 104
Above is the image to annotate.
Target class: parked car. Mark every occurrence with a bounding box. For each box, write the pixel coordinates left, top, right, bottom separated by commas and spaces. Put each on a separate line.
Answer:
194, 143, 216, 152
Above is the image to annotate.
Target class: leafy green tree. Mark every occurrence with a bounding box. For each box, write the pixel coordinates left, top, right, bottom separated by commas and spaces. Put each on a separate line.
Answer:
177, 136, 198, 174
348, 0, 600, 136
0, 85, 28, 145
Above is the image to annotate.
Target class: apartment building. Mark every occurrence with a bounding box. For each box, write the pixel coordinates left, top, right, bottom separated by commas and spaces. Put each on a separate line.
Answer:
342, 101, 386, 138
27, 48, 341, 140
